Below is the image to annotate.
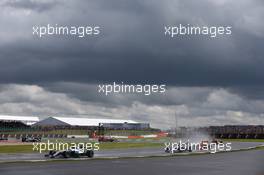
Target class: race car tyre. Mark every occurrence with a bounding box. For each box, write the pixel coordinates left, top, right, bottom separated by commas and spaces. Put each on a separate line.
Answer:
49, 150, 56, 155
62, 151, 70, 158
165, 147, 170, 153
86, 150, 94, 158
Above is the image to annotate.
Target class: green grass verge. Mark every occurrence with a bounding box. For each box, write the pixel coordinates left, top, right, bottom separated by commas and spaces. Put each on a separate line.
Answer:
100, 142, 163, 150
0, 142, 163, 153
0, 145, 33, 153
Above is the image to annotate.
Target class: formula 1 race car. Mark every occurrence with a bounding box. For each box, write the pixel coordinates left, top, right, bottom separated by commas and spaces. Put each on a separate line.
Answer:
0, 137, 8, 141
22, 136, 41, 142
45, 146, 94, 158
200, 139, 223, 147
165, 142, 192, 153
98, 136, 117, 142
211, 139, 223, 144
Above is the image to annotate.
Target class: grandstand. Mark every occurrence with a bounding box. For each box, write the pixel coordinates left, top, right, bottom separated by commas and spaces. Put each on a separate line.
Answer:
0, 115, 39, 132
0, 115, 40, 138
0, 115, 39, 126
170, 125, 264, 139
33, 117, 149, 130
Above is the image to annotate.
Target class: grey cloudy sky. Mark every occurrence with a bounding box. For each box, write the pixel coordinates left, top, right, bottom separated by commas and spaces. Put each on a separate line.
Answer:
0, 0, 263, 128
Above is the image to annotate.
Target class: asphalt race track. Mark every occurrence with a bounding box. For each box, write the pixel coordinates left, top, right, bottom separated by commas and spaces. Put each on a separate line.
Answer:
0, 149, 263, 175
0, 141, 262, 162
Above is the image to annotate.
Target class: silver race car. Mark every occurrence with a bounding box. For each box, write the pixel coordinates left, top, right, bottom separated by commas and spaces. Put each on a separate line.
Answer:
45, 146, 94, 158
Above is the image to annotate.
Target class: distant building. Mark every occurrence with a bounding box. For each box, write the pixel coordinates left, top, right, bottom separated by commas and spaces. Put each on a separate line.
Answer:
33, 117, 150, 130
101, 123, 150, 130
0, 115, 150, 130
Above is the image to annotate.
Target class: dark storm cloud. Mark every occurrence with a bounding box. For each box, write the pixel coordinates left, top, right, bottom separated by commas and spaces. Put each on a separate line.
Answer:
228, 86, 264, 100
43, 82, 210, 107
3, 0, 58, 12
43, 82, 264, 115
0, 0, 264, 88
0, 0, 264, 127
0, 84, 263, 128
